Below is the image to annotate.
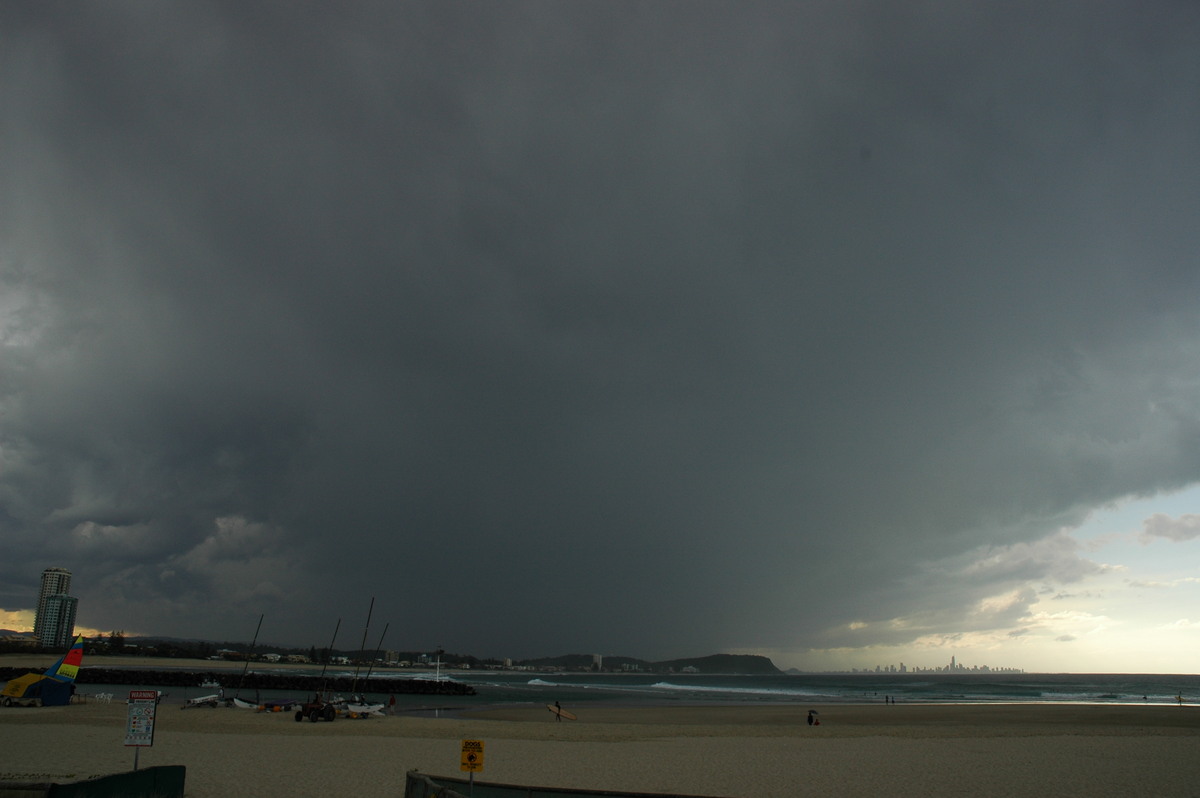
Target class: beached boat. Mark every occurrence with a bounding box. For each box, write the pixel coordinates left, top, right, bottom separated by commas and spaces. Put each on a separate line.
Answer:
342, 695, 385, 717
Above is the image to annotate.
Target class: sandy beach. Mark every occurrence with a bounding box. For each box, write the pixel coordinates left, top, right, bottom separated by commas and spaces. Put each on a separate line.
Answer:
1, 697, 1198, 797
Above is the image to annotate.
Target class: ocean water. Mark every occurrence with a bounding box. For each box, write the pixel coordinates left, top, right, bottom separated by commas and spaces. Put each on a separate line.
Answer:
88, 669, 1200, 711
449, 672, 1200, 709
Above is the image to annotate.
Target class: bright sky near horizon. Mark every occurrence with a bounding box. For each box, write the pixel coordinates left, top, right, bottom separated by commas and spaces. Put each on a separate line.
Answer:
754, 488, 1200, 673
2, 1, 1198, 674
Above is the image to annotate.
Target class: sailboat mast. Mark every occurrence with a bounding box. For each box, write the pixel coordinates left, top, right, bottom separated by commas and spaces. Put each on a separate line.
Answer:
362, 621, 389, 687
352, 596, 375, 693
235, 613, 264, 701
318, 618, 341, 698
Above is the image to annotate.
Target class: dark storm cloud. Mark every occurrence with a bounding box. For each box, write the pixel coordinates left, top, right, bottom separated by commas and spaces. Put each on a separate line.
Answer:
2, 1, 1199, 661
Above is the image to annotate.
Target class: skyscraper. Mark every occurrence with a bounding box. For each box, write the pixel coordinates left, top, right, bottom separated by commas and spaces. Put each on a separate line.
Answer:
39, 595, 78, 650
34, 567, 76, 649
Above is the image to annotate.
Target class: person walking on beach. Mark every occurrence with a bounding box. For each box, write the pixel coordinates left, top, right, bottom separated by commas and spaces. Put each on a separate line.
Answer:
554, 700, 563, 721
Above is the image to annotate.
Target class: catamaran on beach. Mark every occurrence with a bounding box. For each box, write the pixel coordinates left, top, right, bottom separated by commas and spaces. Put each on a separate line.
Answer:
1, 636, 84, 707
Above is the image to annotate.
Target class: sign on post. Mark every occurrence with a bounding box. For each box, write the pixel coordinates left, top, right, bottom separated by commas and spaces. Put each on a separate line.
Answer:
460, 739, 485, 772
125, 690, 158, 747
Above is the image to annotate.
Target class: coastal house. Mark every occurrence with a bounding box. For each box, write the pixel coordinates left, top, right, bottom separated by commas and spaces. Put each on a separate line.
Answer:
0, 635, 38, 649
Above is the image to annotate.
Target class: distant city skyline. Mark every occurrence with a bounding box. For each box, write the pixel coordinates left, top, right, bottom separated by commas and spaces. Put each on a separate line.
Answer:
844, 656, 1024, 675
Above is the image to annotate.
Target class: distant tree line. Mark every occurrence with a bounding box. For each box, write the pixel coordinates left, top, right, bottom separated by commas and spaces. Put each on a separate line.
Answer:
63, 636, 501, 668
515, 653, 781, 675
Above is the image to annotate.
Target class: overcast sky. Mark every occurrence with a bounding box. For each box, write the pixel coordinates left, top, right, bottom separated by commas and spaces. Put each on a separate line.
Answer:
2, 1, 1199, 672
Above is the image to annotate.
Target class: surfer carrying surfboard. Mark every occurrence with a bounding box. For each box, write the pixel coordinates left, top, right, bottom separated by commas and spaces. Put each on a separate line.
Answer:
547, 701, 577, 721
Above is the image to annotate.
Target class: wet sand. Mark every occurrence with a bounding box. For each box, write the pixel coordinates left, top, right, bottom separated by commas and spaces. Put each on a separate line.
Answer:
1, 699, 1197, 797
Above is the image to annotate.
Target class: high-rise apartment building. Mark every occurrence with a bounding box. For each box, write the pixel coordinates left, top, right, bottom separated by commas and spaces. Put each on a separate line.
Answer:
39, 594, 78, 650
33, 567, 76, 650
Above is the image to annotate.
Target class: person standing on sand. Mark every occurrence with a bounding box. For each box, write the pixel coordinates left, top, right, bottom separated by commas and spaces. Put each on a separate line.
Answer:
555, 700, 563, 721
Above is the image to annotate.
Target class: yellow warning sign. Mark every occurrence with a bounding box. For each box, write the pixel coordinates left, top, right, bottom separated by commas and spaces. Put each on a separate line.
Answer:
460, 739, 485, 772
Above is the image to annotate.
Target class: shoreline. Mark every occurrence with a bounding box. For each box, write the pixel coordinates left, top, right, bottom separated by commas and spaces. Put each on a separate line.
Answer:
458, 701, 1200, 734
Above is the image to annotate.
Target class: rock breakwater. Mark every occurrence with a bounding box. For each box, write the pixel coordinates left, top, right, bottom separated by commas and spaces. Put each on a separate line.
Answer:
0, 667, 475, 696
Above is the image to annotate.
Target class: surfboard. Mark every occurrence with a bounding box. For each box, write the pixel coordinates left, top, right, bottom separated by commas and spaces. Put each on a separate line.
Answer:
547, 704, 577, 720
